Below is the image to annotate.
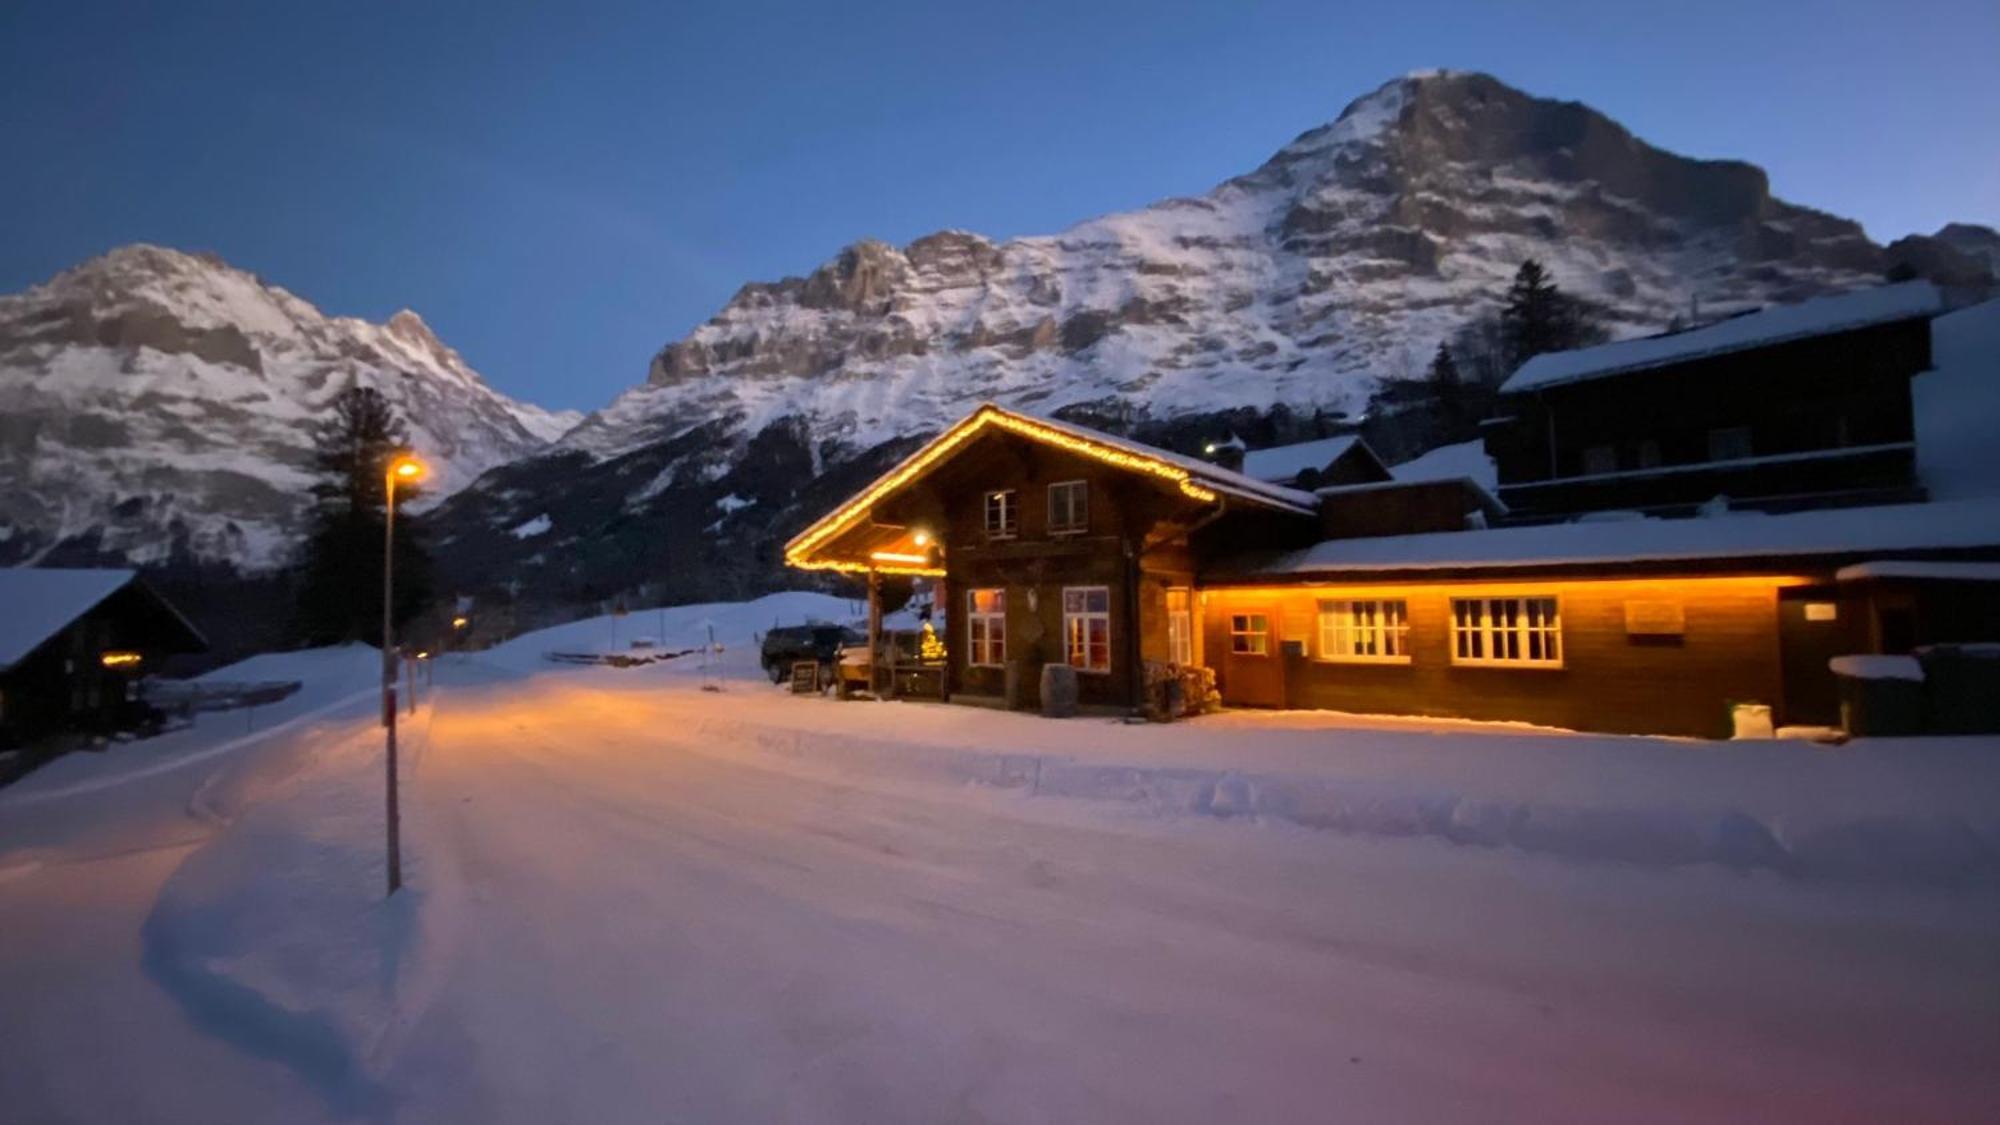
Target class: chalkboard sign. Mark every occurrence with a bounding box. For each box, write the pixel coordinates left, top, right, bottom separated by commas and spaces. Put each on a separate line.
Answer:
790, 660, 820, 694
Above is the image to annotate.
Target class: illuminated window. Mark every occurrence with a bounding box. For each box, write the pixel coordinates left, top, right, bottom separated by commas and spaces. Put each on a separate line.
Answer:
1708, 426, 1753, 462
1317, 600, 1409, 662
1062, 586, 1111, 671
1166, 588, 1193, 666
1451, 597, 1561, 667
966, 588, 1006, 666
1048, 480, 1088, 535
1229, 613, 1270, 655
984, 490, 1017, 540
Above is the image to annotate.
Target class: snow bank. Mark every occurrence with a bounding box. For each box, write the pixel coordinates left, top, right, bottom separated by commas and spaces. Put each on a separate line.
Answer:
140, 700, 458, 1115
642, 695, 2000, 888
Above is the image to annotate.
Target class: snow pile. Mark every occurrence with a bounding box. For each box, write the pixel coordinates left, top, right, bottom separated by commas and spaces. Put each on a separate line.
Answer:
674, 700, 2000, 887
1915, 298, 2000, 499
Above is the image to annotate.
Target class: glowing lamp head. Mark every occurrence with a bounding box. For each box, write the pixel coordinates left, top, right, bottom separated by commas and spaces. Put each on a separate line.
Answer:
912, 529, 930, 547
1203, 443, 1218, 454
451, 616, 469, 629
390, 455, 426, 482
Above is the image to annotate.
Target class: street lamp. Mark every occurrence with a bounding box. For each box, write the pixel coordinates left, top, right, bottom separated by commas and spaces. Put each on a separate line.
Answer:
383, 452, 425, 895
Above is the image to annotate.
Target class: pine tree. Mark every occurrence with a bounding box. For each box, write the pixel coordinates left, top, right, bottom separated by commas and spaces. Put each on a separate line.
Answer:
1427, 341, 1461, 391
1499, 258, 1606, 369
293, 385, 433, 645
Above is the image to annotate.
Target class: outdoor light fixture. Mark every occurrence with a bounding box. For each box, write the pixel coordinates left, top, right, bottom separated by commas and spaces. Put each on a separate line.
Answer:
391, 455, 425, 481
912, 530, 930, 547
99, 651, 143, 668
870, 550, 932, 565
452, 616, 469, 629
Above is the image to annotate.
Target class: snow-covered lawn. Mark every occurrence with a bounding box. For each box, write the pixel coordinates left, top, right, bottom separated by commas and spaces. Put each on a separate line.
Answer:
2, 594, 1997, 1123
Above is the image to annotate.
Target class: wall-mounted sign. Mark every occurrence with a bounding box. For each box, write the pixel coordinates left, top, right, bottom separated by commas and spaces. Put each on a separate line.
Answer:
1624, 600, 1686, 636
1804, 602, 1839, 622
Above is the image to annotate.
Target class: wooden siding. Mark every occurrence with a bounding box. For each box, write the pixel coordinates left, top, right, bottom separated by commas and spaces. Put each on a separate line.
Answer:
1201, 576, 1799, 738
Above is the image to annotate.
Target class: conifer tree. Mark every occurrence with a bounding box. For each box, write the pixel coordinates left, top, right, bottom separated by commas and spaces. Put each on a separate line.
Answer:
293, 385, 433, 644
1499, 258, 1606, 369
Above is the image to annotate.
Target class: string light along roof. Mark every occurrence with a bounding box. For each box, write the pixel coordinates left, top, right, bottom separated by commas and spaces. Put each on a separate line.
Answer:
785, 403, 1319, 574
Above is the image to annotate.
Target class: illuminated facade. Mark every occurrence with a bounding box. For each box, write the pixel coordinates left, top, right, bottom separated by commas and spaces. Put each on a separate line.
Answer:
787, 400, 2000, 737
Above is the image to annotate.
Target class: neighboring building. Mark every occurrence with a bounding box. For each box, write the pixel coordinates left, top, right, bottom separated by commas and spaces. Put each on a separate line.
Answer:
0, 568, 207, 749
1238, 435, 1391, 490
786, 285, 2000, 738
1486, 281, 1943, 518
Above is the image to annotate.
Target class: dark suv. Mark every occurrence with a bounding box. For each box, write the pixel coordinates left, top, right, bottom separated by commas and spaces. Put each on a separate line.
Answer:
759, 624, 861, 684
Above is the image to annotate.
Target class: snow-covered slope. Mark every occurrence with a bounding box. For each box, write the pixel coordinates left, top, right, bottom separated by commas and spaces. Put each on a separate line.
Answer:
433, 70, 1990, 608
561, 71, 1966, 465
0, 245, 579, 570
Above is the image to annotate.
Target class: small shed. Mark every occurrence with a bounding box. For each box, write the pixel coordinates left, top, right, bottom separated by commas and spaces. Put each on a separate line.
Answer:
0, 568, 208, 747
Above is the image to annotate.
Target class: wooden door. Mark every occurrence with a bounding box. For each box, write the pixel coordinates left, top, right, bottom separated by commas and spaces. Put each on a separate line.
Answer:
1778, 587, 1857, 727
1220, 607, 1285, 707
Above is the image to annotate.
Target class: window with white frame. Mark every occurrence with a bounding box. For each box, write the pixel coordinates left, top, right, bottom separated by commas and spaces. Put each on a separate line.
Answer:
1062, 586, 1111, 671
1229, 613, 1270, 655
984, 490, 1017, 539
1048, 480, 1088, 535
1317, 599, 1409, 661
1165, 588, 1193, 666
966, 588, 1006, 667
1451, 597, 1561, 667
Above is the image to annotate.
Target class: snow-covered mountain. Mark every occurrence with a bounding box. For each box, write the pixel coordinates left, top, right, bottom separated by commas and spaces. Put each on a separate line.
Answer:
557, 71, 1986, 464
432, 70, 1990, 607
0, 245, 579, 570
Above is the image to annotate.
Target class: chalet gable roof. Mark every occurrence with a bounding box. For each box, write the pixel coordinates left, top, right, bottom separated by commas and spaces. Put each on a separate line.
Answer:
784, 404, 1318, 574
1240, 434, 1389, 485
1501, 280, 1944, 395
0, 568, 206, 671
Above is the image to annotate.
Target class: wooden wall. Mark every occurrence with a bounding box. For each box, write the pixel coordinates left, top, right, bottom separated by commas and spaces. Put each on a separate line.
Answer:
1201, 576, 1797, 738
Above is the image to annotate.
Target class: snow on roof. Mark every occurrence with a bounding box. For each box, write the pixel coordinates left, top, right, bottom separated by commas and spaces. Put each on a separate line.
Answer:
1835, 560, 2000, 583
0, 568, 138, 670
1829, 654, 1924, 682
1502, 281, 1945, 394
981, 407, 1321, 513
1390, 439, 1499, 493
1240, 435, 1363, 483
1220, 497, 2000, 579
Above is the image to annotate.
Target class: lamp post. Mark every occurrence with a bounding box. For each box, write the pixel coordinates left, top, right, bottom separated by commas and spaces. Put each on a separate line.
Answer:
383, 453, 425, 895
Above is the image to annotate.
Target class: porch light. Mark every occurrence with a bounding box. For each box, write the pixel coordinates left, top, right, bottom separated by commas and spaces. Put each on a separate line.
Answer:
99, 651, 143, 668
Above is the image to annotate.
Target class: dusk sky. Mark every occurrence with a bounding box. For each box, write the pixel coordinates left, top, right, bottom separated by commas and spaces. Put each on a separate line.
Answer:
4, 0, 1995, 413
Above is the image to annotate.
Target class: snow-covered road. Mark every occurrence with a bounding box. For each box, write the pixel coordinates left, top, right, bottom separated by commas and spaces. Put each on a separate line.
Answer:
3, 609, 1997, 1122
380, 669, 2000, 1123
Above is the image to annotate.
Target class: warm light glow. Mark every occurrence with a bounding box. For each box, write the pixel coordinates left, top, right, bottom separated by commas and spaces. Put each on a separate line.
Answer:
1201, 575, 1817, 599
784, 404, 1237, 574
452, 616, 469, 629
390, 455, 426, 482
415, 651, 430, 660
99, 651, 143, 668
869, 551, 933, 565
912, 530, 930, 547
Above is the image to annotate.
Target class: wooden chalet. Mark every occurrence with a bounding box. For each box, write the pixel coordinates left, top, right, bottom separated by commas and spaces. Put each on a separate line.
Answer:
0, 568, 207, 750
787, 285, 2000, 738
1487, 281, 1942, 518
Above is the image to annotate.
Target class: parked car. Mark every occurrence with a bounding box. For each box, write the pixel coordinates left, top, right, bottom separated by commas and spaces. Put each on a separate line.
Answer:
759, 624, 862, 684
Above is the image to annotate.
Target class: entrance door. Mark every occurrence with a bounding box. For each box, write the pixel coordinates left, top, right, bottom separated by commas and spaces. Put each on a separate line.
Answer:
1220, 608, 1285, 707
1777, 587, 1857, 727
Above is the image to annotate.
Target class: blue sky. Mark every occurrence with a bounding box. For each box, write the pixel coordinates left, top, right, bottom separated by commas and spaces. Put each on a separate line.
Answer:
3, 1, 1995, 412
